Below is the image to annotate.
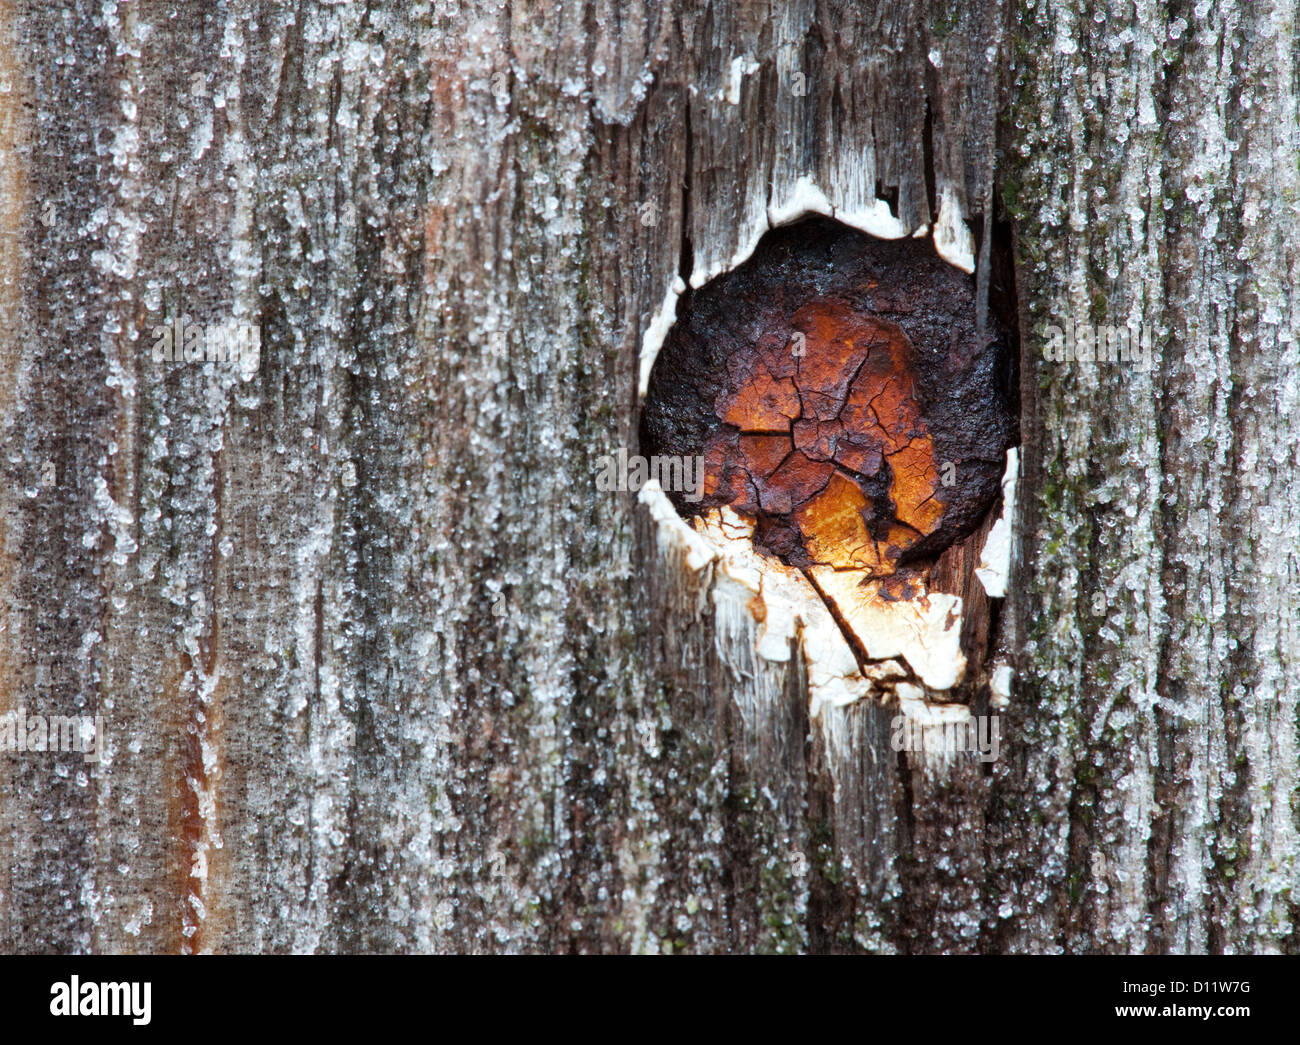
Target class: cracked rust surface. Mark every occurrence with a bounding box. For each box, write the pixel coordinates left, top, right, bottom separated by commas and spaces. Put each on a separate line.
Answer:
642, 217, 1015, 586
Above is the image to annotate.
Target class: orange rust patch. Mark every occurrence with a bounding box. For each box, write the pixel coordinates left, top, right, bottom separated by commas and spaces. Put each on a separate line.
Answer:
794, 471, 879, 569
642, 217, 1014, 584
705, 302, 944, 575
717, 366, 799, 432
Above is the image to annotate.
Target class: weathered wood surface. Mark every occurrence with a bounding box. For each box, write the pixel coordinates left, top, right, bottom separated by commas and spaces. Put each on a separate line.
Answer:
0, 0, 1295, 953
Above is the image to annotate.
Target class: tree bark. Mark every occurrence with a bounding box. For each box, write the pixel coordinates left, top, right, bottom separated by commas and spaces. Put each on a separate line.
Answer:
0, 0, 1295, 954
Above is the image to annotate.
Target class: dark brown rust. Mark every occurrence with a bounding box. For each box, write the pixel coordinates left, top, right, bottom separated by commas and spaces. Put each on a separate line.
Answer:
641, 217, 1014, 579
